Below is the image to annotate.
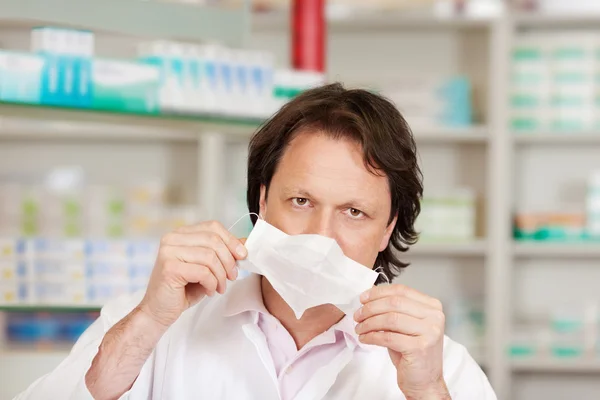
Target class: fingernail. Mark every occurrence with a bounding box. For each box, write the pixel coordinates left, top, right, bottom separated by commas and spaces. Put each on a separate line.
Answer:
355, 323, 362, 334
236, 244, 247, 258
354, 307, 362, 321
360, 291, 369, 303
232, 266, 239, 280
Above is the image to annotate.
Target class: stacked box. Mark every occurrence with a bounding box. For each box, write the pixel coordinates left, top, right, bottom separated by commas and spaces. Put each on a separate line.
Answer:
32, 27, 94, 109
0, 238, 27, 304
416, 189, 477, 242
0, 51, 44, 104
91, 59, 160, 114
510, 36, 549, 132
383, 76, 473, 129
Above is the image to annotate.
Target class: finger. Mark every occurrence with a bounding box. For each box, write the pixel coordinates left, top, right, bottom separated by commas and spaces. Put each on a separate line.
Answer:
354, 296, 437, 323
161, 232, 238, 281
176, 221, 248, 260
359, 331, 420, 353
355, 313, 426, 336
163, 245, 228, 294
361, 284, 442, 310
185, 283, 209, 307
165, 261, 218, 296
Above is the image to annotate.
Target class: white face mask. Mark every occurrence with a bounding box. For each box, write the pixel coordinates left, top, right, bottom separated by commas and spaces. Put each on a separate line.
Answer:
237, 219, 379, 319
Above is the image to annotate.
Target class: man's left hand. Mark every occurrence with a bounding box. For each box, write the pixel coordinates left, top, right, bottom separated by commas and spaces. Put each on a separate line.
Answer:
354, 284, 450, 399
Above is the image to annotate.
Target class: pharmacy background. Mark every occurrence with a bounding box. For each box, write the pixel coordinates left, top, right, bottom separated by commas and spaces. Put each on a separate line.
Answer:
2, 0, 600, 399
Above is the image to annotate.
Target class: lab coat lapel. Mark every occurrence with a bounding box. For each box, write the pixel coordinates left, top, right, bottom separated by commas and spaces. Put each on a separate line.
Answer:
292, 346, 355, 400
242, 323, 280, 393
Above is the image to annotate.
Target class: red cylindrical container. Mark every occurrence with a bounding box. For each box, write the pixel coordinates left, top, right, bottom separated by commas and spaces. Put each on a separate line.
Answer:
291, 0, 325, 73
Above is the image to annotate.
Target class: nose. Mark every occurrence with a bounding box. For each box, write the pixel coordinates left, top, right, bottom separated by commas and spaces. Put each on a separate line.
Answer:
306, 208, 336, 239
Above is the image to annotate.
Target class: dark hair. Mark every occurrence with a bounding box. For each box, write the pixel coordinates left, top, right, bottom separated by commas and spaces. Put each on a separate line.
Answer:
247, 83, 423, 283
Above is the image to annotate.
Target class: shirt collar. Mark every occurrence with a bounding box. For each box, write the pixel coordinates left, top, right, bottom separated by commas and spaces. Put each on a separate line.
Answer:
224, 273, 370, 350
333, 314, 369, 350
224, 273, 267, 318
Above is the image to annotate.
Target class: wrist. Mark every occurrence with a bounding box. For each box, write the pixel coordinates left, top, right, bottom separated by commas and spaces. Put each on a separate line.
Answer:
403, 379, 450, 400
137, 302, 178, 331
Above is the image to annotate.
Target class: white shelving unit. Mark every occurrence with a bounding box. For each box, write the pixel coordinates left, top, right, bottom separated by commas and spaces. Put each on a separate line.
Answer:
412, 126, 489, 143
0, 0, 250, 47
514, 242, 600, 258
253, 9, 494, 31
0, 3, 254, 398
514, 133, 600, 145
0, 3, 599, 399
511, 357, 600, 373
505, 10, 600, 400
512, 13, 600, 29
408, 240, 487, 257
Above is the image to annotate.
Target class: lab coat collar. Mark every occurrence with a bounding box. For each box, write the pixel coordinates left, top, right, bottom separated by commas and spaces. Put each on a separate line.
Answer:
224, 273, 369, 350
224, 273, 266, 319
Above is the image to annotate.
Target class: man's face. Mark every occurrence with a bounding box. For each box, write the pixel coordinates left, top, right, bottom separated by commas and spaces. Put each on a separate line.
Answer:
259, 131, 396, 270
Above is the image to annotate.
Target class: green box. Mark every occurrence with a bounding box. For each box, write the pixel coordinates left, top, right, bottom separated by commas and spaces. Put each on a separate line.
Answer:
91, 59, 160, 114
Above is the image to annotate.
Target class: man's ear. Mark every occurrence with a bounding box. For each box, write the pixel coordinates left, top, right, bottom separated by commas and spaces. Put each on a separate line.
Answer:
379, 214, 398, 252
259, 185, 267, 219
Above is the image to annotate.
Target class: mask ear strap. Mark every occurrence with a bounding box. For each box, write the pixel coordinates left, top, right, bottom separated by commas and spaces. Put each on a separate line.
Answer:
373, 266, 391, 285
228, 212, 262, 231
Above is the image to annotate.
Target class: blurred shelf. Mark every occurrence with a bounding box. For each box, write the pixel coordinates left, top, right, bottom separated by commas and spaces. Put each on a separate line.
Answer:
0, 304, 102, 313
468, 346, 487, 367
0, 0, 247, 47
514, 242, 600, 258
513, 13, 600, 29
0, 102, 263, 141
413, 126, 489, 144
0, 348, 71, 356
0, 103, 488, 143
514, 133, 600, 145
408, 240, 487, 256
1, 341, 74, 355
0, 350, 70, 398
253, 10, 494, 31
511, 357, 600, 373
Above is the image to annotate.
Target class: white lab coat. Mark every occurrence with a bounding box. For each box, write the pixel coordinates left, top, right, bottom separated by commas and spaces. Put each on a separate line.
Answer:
15, 275, 496, 400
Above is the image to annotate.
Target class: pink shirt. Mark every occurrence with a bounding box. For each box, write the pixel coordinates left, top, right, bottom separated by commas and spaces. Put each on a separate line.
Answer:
225, 274, 367, 400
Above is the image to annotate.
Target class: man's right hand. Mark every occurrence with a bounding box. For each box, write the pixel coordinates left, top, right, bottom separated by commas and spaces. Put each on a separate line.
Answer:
138, 220, 248, 328
86, 221, 247, 400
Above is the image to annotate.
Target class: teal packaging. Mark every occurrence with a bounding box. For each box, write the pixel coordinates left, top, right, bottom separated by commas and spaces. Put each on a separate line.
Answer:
220, 58, 234, 102
39, 53, 62, 105
40, 54, 92, 108
140, 55, 184, 113
78, 56, 93, 108
0, 51, 44, 104
62, 55, 78, 107
33, 27, 94, 108
436, 77, 472, 127
91, 59, 160, 114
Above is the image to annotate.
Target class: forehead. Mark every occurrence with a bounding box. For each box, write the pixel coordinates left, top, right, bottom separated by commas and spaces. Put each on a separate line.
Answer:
272, 131, 391, 207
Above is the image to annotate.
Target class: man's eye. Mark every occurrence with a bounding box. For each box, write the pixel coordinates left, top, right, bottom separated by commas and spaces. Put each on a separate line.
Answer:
292, 198, 309, 207
347, 208, 364, 218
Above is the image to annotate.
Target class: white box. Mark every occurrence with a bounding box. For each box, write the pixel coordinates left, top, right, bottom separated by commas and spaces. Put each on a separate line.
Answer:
31, 280, 86, 305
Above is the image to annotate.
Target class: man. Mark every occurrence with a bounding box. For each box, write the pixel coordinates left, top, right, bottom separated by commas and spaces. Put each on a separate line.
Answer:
17, 84, 495, 399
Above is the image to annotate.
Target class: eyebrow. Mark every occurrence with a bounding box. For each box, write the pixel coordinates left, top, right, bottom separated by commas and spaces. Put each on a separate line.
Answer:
280, 186, 314, 199
339, 200, 376, 214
